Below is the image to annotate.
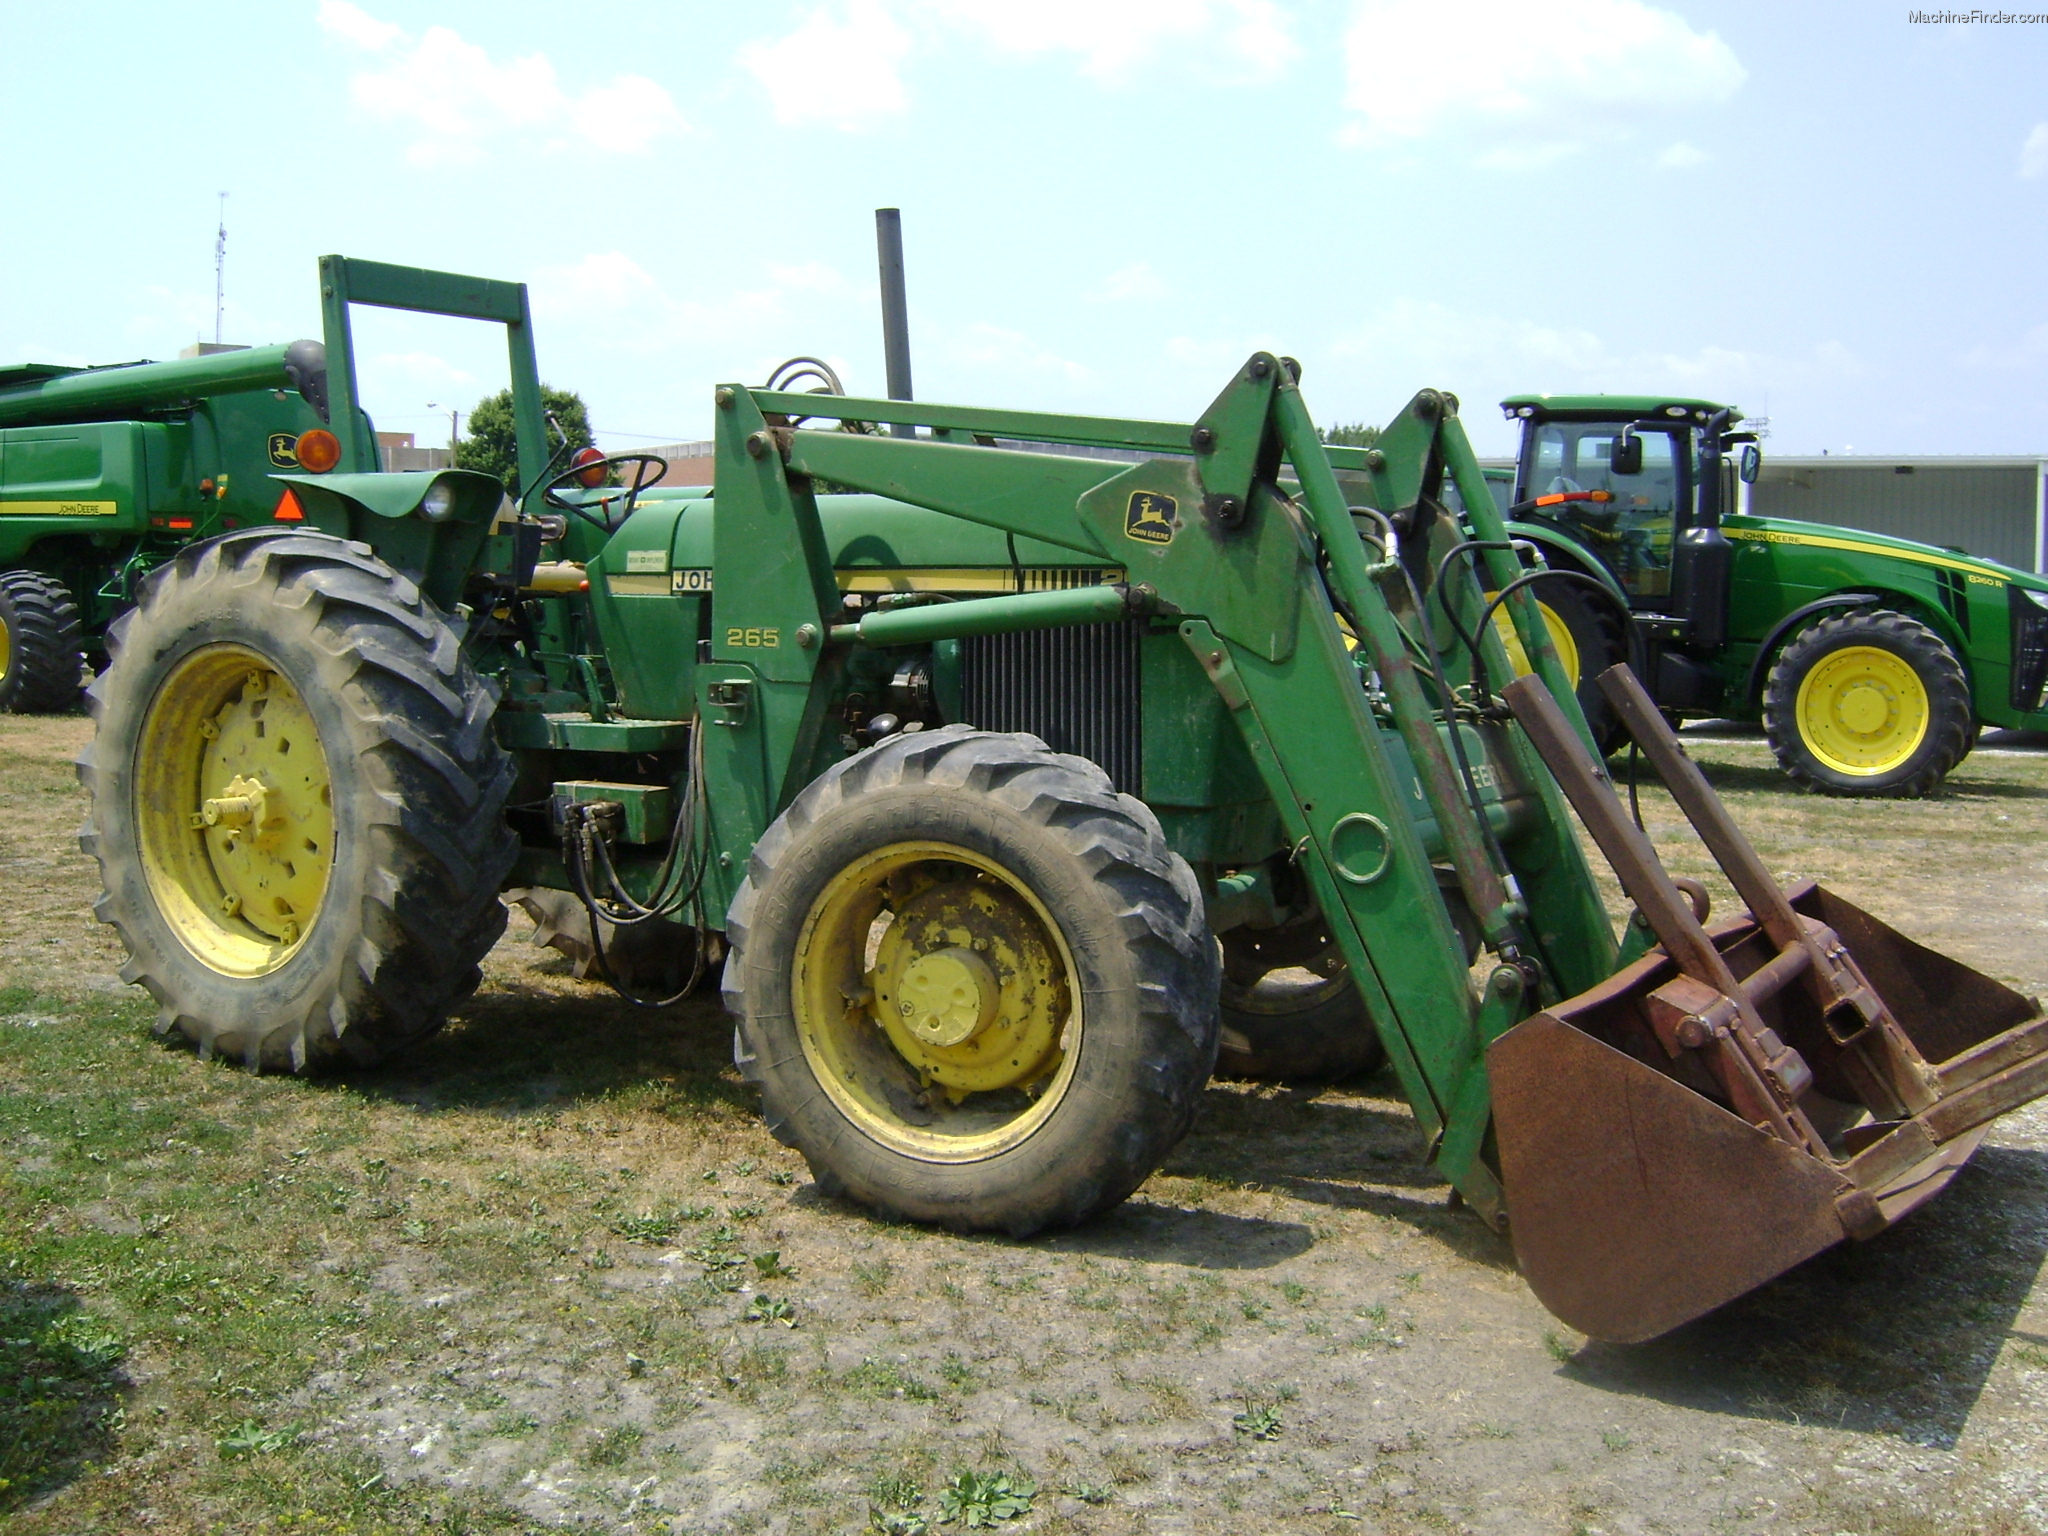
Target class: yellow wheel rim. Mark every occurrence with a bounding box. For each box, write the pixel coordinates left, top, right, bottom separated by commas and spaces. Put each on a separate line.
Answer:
0, 610, 13, 680
134, 645, 334, 977
793, 841, 1080, 1163
1491, 599, 1581, 687
1795, 645, 1929, 776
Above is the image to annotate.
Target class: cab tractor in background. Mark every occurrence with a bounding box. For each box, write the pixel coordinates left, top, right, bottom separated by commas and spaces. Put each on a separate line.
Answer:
0, 255, 549, 712
1440, 395, 2048, 796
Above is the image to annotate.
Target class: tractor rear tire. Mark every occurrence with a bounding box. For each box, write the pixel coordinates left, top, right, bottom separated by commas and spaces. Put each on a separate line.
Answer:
1763, 608, 1972, 798
0, 570, 84, 714
1216, 921, 1384, 1083
725, 725, 1220, 1236
78, 529, 517, 1071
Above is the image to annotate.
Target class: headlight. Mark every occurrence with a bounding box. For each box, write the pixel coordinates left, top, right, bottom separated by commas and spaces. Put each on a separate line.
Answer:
420, 479, 456, 522
2018, 584, 2048, 611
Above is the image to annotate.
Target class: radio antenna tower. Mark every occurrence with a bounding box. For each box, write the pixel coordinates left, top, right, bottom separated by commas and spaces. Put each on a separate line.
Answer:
213, 193, 228, 346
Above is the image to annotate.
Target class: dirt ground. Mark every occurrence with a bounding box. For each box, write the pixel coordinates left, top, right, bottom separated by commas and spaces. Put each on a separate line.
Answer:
3, 714, 2047, 1535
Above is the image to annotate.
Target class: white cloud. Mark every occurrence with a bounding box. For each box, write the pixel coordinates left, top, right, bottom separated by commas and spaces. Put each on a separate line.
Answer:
2021, 123, 2048, 179
738, 0, 1296, 131
318, 4, 685, 164
935, 0, 1298, 80
739, 0, 912, 130
1092, 262, 1168, 302
1657, 139, 1710, 168
1342, 0, 1743, 158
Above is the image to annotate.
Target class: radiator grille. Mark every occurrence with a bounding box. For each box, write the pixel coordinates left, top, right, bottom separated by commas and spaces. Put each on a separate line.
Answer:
959, 621, 1143, 793
2012, 586, 2048, 713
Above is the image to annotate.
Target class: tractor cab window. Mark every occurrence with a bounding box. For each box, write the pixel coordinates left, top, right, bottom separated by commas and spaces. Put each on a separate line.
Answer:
1524, 423, 1681, 599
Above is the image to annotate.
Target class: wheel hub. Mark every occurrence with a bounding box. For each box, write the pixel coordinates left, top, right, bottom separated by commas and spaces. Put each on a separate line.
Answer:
872, 877, 1066, 1098
1835, 681, 1890, 736
895, 946, 999, 1047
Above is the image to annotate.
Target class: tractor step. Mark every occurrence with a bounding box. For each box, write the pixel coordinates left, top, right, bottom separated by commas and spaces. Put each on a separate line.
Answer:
1490, 666, 2048, 1342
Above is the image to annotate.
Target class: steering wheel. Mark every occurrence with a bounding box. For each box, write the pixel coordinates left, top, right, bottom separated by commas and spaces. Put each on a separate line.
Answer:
540, 451, 671, 534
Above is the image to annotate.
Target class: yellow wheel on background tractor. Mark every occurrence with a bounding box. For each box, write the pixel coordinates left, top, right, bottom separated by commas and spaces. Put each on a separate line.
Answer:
727, 726, 1219, 1235
79, 530, 516, 1070
1485, 575, 1627, 753
1490, 597, 1582, 688
1763, 608, 1973, 797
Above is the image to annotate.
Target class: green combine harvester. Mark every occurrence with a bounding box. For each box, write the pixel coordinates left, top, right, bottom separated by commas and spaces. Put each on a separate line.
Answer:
72, 260, 2048, 1342
0, 255, 547, 713
1462, 394, 2048, 796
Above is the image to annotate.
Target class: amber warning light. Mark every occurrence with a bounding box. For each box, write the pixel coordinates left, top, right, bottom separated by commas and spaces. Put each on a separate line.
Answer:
295, 429, 342, 474
572, 445, 608, 488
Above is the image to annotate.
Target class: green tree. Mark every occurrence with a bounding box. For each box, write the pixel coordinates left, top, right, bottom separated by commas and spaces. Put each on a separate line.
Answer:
455, 385, 596, 496
1319, 421, 1380, 447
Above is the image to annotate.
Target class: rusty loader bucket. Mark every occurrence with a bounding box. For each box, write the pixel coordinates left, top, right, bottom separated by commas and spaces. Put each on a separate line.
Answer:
1492, 666, 2048, 1342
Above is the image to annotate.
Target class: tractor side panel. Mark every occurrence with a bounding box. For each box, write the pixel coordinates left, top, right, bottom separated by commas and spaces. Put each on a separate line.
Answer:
0, 422, 154, 565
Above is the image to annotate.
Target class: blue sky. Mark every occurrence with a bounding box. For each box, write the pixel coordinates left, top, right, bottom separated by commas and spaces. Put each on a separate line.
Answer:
4, 1, 2046, 457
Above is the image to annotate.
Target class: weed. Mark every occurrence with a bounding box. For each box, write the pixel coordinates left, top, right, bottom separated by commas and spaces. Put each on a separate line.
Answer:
1066, 1481, 1112, 1505
1233, 1403, 1283, 1441
745, 1295, 797, 1327
870, 1508, 931, 1536
752, 1249, 794, 1279
941, 1352, 975, 1390
1278, 1280, 1310, 1305
1543, 1330, 1578, 1364
937, 1469, 1036, 1527
869, 1469, 924, 1507
584, 1423, 644, 1466
1601, 1429, 1632, 1453
768, 1168, 796, 1186
216, 1418, 302, 1458
845, 1358, 940, 1402
854, 1258, 895, 1298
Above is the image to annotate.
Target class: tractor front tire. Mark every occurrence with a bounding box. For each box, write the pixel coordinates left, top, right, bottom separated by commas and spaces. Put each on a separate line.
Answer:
726, 726, 1220, 1236
0, 570, 84, 713
1763, 608, 1972, 797
78, 529, 517, 1070
1216, 921, 1384, 1083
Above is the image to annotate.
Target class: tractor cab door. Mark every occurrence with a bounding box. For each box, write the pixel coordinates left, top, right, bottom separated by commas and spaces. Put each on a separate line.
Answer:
1522, 421, 1685, 606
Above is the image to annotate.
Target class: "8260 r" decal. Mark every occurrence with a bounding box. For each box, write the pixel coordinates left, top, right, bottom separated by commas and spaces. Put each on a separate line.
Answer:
726, 626, 780, 648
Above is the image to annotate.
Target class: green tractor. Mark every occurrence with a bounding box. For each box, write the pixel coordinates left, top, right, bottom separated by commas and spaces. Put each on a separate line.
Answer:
77, 332, 2048, 1342
0, 254, 549, 712
1453, 394, 2048, 796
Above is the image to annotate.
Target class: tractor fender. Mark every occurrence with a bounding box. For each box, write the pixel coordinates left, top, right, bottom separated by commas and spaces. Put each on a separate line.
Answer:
1738, 589, 1972, 713
1503, 522, 1629, 605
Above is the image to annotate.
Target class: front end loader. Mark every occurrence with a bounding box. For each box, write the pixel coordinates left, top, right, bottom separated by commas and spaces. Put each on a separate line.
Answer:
79, 353, 2048, 1341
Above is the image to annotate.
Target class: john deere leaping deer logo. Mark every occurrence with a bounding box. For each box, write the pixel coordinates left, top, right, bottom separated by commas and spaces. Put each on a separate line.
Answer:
1124, 491, 1178, 546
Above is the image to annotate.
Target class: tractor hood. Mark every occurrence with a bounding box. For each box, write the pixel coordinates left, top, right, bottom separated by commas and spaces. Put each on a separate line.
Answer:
1723, 511, 2048, 595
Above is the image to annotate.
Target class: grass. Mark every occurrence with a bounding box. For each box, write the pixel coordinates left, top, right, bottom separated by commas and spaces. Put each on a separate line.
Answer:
1, 721, 2046, 1531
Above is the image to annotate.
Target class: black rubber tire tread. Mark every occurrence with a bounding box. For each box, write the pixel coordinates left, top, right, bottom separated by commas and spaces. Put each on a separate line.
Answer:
0, 570, 84, 714
1215, 927, 1385, 1083
77, 528, 517, 1071
1763, 607, 1972, 798
725, 724, 1220, 1237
